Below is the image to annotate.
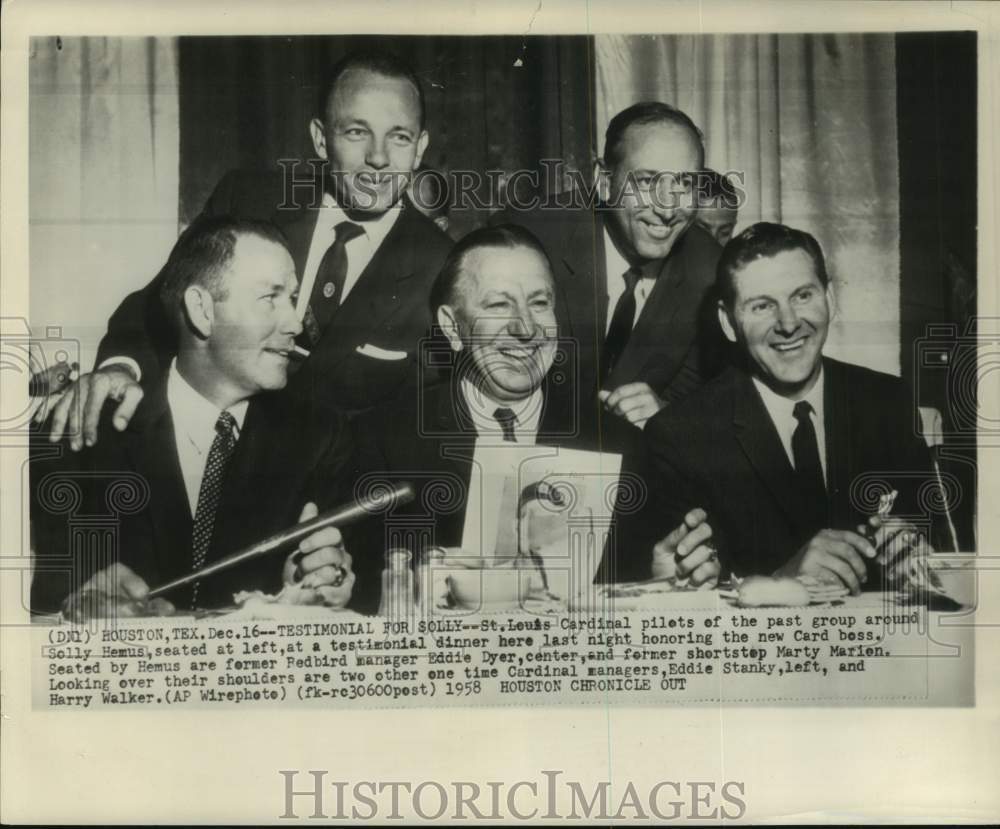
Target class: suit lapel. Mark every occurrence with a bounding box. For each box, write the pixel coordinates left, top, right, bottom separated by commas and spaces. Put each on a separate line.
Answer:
318, 206, 418, 353
607, 233, 693, 388
537, 372, 594, 448
422, 378, 477, 546
273, 204, 319, 283
209, 402, 266, 560
208, 396, 310, 561
731, 370, 814, 534
822, 358, 851, 523
122, 385, 192, 584
430, 374, 477, 453
551, 210, 605, 405
584, 211, 609, 331
554, 210, 606, 340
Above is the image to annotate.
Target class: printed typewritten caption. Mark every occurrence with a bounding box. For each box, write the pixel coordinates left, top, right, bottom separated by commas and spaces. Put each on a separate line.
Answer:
36, 599, 972, 709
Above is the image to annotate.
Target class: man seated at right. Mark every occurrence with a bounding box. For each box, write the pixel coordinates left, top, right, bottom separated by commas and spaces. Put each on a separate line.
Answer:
641, 222, 942, 593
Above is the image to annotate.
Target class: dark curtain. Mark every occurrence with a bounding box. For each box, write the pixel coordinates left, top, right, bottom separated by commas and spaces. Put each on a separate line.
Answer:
896, 30, 977, 549
177, 35, 595, 238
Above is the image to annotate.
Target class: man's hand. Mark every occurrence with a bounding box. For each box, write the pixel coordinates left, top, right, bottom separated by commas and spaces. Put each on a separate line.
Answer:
282, 502, 355, 608
778, 529, 877, 595
46, 364, 144, 451
61, 563, 175, 622
651, 507, 720, 589
861, 515, 935, 586
599, 382, 666, 430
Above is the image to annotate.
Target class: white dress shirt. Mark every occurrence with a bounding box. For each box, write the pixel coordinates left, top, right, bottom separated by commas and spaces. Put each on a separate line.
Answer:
295, 191, 402, 319
752, 368, 827, 482
166, 359, 249, 515
603, 225, 657, 334
460, 377, 543, 446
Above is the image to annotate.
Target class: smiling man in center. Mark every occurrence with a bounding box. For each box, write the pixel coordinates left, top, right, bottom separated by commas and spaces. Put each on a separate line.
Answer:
344, 224, 607, 611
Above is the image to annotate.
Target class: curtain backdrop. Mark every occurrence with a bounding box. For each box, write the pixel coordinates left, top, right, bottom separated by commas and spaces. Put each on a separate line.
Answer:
26, 34, 925, 380
29, 37, 180, 370
177, 35, 594, 240
595, 34, 900, 375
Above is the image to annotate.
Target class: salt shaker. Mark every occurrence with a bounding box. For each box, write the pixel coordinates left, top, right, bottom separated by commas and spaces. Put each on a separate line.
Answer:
378, 548, 415, 621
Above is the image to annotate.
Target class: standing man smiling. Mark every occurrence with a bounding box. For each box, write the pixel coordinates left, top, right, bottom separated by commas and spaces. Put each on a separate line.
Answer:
502, 102, 727, 449
47, 50, 453, 448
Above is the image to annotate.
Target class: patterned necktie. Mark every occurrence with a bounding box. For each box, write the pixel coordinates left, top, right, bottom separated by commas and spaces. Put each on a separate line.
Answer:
603, 267, 641, 379
305, 220, 365, 343
792, 401, 828, 528
493, 407, 518, 442
190, 410, 238, 608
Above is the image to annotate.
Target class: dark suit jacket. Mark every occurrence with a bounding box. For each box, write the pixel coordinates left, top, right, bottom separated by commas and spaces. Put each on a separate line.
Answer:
496, 204, 726, 450
637, 357, 939, 586
96, 170, 453, 414
344, 370, 601, 612
30, 382, 354, 613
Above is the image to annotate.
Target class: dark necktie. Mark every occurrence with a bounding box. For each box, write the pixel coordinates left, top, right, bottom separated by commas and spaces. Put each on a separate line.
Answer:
190, 410, 238, 608
603, 267, 641, 379
305, 220, 365, 343
792, 401, 828, 527
493, 407, 518, 442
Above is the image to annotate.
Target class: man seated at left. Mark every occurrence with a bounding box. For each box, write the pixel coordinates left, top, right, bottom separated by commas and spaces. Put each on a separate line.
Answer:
31, 217, 358, 618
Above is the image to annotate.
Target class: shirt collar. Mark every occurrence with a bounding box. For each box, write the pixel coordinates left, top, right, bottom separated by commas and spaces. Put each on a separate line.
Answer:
602, 223, 660, 281
167, 359, 249, 453
752, 365, 825, 425
320, 190, 401, 248
603, 224, 633, 282
460, 376, 544, 439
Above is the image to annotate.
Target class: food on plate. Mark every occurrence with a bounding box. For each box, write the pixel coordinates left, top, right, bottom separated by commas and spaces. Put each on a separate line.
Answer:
60, 590, 175, 622
233, 581, 323, 607
224, 582, 335, 619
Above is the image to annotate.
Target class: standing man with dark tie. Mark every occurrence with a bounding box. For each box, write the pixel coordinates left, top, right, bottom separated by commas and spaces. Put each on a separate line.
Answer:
637, 222, 942, 592
499, 102, 727, 451
46, 50, 453, 449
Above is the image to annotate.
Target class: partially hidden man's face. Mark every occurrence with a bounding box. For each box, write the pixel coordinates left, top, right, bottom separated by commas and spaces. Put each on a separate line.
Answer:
719, 248, 833, 400
696, 206, 738, 246
311, 68, 429, 215
440, 245, 558, 403
206, 236, 302, 399
604, 121, 702, 263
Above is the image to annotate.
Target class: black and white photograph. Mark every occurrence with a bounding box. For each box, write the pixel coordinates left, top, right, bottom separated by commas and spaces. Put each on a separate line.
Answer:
2, 0, 998, 824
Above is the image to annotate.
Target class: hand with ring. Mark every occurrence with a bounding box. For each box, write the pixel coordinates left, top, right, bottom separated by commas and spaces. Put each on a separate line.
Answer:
282, 502, 354, 607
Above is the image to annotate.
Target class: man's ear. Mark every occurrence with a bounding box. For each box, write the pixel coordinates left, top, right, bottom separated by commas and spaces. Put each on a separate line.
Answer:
183, 285, 215, 339
413, 131, 430, 171
310, 117, 328, 160
436, 305, 464, 353
717, 300, 738, 344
